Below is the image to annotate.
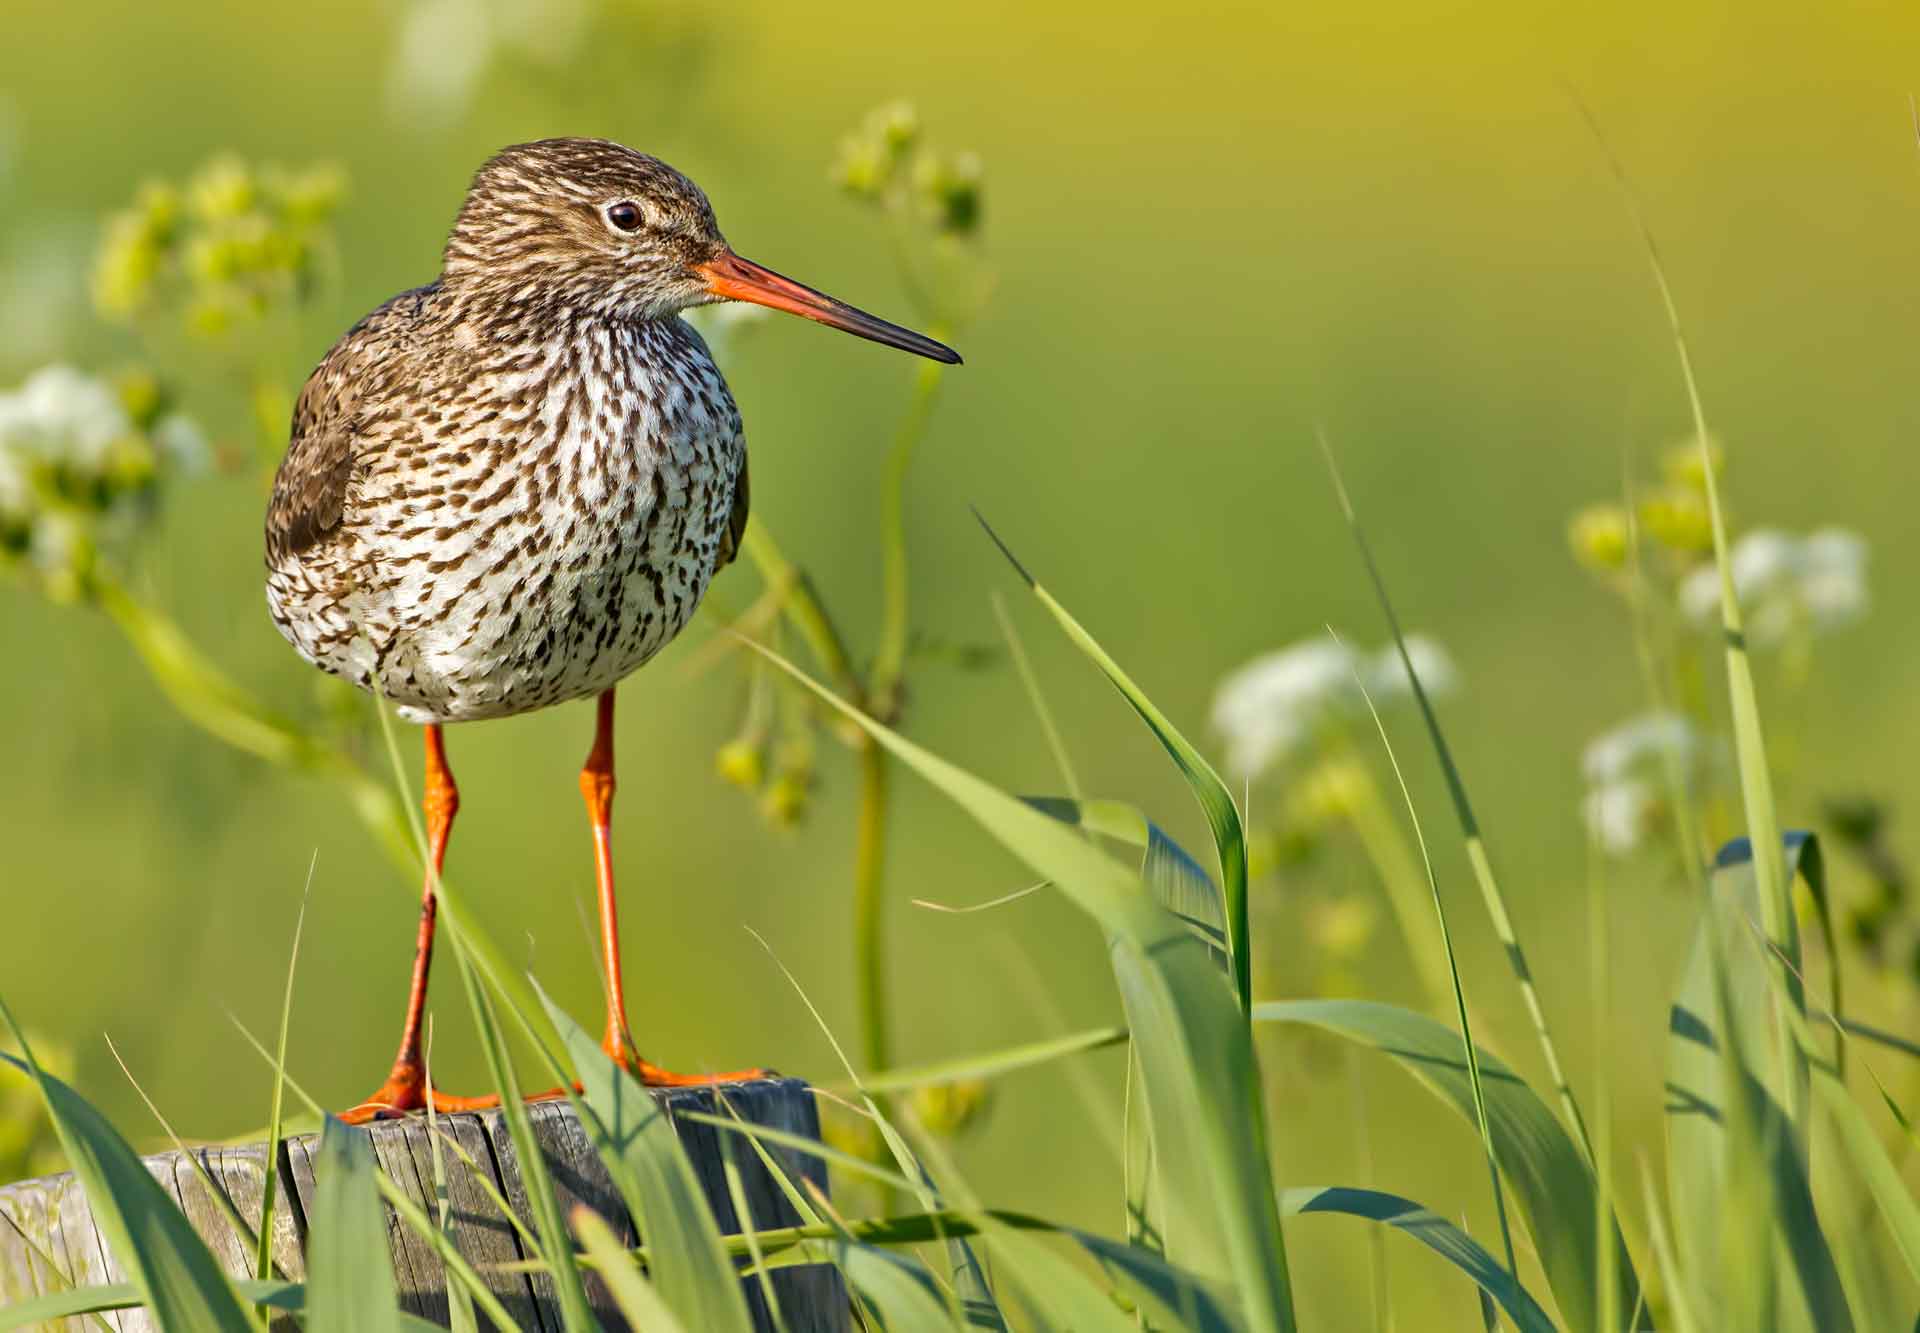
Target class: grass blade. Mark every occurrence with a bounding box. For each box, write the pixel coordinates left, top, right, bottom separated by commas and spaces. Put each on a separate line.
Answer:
748, 637, 1296, 1332
1026, 796, 1229, 964
534, 981, 755, 1333
306, 1116, 404, 1333
843, 1025, 1128, 1096
572, 1205, 690, 1333
1320, 437, 1593, 1162
1278, 1187, 1555, 1333
0, 1002, 255, 1333
976, 511, 1254, 1013
255, 866, 310, 1311
1572, 93, 1802, 1128
1258, 998, 1643, 1330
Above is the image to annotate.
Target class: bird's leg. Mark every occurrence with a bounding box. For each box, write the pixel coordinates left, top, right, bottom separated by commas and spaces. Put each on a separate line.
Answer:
584, 688, 764, 1086
339, 724, 493, 1122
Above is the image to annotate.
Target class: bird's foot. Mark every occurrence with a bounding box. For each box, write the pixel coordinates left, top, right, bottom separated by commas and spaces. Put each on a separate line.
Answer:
337, 1058, 500, 1125
605, 1030, 767, 1087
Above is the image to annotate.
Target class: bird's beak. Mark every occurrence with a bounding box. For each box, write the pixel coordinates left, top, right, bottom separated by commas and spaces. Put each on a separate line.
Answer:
695, 250, 962, 365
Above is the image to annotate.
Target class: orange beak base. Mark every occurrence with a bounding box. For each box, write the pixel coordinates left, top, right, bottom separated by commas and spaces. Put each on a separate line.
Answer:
696, 251, 961, 365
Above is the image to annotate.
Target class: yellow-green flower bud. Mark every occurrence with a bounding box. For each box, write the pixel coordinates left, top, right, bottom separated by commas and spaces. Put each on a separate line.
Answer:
133, 182, 181, 246
820, 1110, 883, 1164
871, 101, 919, 155
91, 217, 160, 319
761, 773, 808, 827
831, 137, 886, 198
114, 368, 166, 430
715, 737, 765, 791
1295, 756, 1370, 826
104, 434, 158, 492
1638, 488, 1713, 555
275, 164, 347, 225
1308, 896, 1379, 962
910, 1079, 991, 1137
1568, 504, 1630, 571
1661, 434, 1724, 492
189, 156, 255, 222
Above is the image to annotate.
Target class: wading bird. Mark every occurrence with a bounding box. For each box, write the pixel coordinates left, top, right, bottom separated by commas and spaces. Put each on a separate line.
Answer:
264, 138, 960, 1121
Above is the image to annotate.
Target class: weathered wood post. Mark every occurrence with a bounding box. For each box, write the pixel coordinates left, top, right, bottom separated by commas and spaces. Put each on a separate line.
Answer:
0, 1076, 847, 1332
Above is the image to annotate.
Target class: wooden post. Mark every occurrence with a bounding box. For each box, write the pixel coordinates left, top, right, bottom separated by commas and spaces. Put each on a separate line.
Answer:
0, 1076, 846, 1332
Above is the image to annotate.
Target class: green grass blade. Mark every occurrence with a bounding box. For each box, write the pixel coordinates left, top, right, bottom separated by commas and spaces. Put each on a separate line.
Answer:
1025, 796, 1228, 964
976, 512, 1253, 1013
1278, 1187, 1555, 1333
443, 943, 597, 1332
835, 1242, 965, 1332
749, 637, 1296, 1333
1573, 93, 1801, 1128
1319, 440, 1592, 1165
1257, 998, 1643, 1331
0, 1278, 449, 1331
991, 588, 1084, 802
844, 1025, 1128, 1095
534, 981, 755, 1333
255, 867, 309, 1309
1342, 648, 1518, 1295
572, 1205, 691, 1333
306, 1116, 404, 1333
0, 1005, 256, 1333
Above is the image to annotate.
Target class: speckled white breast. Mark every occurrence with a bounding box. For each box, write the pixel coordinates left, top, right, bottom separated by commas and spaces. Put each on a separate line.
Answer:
266, 316, 744, 723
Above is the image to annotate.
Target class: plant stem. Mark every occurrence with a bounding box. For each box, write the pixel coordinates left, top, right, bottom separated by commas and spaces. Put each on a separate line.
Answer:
853, 735, 892, 1074
741, 520, 861, 700
869, 351, 948, 719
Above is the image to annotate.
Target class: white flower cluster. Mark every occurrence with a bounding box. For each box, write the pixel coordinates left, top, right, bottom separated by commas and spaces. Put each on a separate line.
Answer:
1679, 528, 1868, 647
1210, 635, 1458, 782
0, 364, 209, 592
1580, 711, 1703, 856
388, 0, 595, 124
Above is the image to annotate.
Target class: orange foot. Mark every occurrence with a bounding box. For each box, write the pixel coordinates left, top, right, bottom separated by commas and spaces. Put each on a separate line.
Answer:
336, 1047, 768, 1124
336, 1059, 501, 1125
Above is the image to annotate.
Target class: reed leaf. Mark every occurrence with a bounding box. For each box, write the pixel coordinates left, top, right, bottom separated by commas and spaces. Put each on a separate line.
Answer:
975, 512, 1253, 1013
0, 1003, 254, 1333
749, 637, 1296, 1332
306, 1116, 404, 1333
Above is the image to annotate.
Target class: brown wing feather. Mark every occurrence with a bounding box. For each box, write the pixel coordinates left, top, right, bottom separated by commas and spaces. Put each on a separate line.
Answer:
265, 417, 354, 560
718, 453, 749, 567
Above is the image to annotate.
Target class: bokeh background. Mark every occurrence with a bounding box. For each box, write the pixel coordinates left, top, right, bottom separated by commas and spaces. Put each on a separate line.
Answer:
2, 0, 1917, 1325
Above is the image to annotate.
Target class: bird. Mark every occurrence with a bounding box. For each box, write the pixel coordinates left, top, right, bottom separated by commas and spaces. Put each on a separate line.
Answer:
264, 137, 960, 1122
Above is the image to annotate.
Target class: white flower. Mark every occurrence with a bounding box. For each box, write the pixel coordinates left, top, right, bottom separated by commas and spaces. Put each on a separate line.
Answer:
1211, 634, 1458, 782
1580, 711, 1705, 857
1584, 778, 1656, 856
152, 413, 212, 475
1582, 711, 1700, 787
0, 443, 30, 520
1367, 635, 1458, 701
0, 365, 133, 475
1679, 527, 1869, 646
388, 0, 497, 124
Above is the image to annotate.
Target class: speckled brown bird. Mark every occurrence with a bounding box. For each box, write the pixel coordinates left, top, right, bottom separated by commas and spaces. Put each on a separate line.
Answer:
265, 137, 959, 1122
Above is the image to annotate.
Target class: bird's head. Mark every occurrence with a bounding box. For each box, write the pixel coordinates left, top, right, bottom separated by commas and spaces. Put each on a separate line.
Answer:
442, 137, 959, 363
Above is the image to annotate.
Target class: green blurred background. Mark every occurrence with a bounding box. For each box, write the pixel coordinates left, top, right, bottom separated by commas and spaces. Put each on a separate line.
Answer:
2, 0, 1917, 1324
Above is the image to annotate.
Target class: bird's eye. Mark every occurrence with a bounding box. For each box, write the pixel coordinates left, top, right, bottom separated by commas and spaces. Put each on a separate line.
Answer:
606, 202, 643, 233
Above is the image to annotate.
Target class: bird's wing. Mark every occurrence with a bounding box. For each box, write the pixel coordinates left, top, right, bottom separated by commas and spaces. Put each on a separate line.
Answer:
265, 287, 430, 563
265, 412, 354, 560
718, 452, 749, 567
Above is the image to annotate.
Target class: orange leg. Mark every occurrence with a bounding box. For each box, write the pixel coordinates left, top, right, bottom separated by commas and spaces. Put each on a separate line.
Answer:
584, 688, 762, 1086
339, 724, 493, 1123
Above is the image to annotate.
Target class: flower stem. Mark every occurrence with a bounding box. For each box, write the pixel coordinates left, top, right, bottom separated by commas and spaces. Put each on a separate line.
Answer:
869, 351, 948, 719
853, 734, 892, 1073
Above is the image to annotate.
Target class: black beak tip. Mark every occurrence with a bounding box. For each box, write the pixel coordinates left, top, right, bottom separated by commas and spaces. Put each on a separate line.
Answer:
921, 337, 963, 366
